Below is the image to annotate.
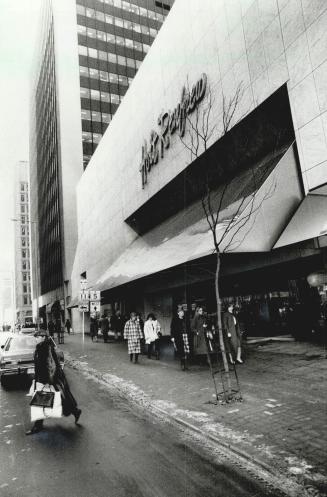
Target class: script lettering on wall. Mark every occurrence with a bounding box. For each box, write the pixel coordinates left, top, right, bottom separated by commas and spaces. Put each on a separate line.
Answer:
139, 73, 207, 188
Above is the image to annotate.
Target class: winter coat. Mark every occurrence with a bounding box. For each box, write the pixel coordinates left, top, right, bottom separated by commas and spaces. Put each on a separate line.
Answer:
192, 314, 208, 355
144, 320, 160, 344
222, 311, 241, 359
170, 316, 190, 356
34, 338, 78, 417
90, 319, 98, 337
124, 319, 143, 354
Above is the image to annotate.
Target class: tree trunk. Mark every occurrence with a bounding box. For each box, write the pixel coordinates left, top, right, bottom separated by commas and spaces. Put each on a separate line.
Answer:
215, 251, 232, 400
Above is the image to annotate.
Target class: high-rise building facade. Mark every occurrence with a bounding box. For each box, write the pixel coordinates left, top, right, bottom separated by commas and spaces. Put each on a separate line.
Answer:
29, 0, 173, 326
76, 0, 173, 168
13, 161, 33, 326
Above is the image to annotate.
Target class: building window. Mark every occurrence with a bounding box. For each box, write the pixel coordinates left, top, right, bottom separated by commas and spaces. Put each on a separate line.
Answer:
117, 55, 126, 66
96, 31, 106, 42
111, 94, 120, 104
23, 296, 28, 305
91, 111, 101, 122
77, 25, 86, 35
78, 45, 88, 57
109, 73, 118, 83
20, 183, 25, 191
100, 91, 110, 102
80, 87, 90, 99
23, 284, 28, 294
106, 33, 115, 44
102, 113, 111, 123
98, 50, 107, 61
22, 249, 27, 259
76, 4, 85, 16
88, 47, 98, 59
80, 66, 89, 77
81, 109, 91, 120
93, 133, 102, 144
21, 205, 25, 213
21, 194, 25, 202
86, 8, 95, 18
108, 53, 117, 64
87, 27, 96, 38
22, 272, 27, 281
21, 238, 26, 247
89, 68, 99, 79
90, 89, 100, 100
82, 132, 92, 143
100, 71, 109, 82
96, 11, 105, 22
21, 215, 26, 224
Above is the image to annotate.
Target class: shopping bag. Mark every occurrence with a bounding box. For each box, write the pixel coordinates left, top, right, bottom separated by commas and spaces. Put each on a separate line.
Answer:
30, 390, 55, 408
27, 380, 44, 397
30, 391, 63, 422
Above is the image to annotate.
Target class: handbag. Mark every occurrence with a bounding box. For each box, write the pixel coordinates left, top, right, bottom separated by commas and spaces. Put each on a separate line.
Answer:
30, 388, 55, 408
30, 391, 62, 422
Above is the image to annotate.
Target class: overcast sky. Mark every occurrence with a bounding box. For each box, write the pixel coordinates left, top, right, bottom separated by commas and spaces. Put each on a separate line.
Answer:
0, 0, 42, 273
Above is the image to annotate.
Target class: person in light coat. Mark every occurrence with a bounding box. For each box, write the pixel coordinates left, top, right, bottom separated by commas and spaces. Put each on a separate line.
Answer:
124, 312, 143, 363
144, 313, 161, 359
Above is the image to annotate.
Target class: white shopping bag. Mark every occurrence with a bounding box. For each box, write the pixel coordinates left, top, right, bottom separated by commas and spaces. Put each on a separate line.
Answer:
30, 385, 63, 422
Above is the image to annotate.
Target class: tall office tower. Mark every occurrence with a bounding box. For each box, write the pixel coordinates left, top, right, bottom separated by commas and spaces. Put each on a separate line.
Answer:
0, 273, 14, 328
29, 0, 173, 327
13, 161, 33, 326
76, 0, 174, 168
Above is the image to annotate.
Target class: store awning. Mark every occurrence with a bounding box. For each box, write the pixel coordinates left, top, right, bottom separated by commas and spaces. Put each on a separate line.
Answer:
96, 144, 302, 292
274, 193, 327, 248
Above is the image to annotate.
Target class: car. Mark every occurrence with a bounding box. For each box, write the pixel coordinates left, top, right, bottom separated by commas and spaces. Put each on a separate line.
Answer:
19, 324, 37, 335
0, 331, 14, 348
0, 335, 64, 386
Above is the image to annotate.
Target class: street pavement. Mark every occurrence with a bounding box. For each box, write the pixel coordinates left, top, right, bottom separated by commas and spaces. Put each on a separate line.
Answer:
60, 333, 327, 497
0, 368, 276, 497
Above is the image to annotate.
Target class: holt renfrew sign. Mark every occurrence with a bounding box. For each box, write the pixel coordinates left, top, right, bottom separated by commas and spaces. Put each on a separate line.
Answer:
139, 73, 207, 188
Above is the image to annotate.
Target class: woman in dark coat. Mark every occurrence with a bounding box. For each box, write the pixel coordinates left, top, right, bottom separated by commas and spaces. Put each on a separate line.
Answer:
192, 307, 209, 362
90, 317, 99, 342
170, 309, 190, 371
222, 304, 242, 364
26, 332, 81, 435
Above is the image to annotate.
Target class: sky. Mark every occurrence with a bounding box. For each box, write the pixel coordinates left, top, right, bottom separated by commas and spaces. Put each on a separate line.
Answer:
0, 0, 42, 274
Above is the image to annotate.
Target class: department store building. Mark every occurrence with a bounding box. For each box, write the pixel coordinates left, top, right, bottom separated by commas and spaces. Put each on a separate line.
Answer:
71, 0, 327, 338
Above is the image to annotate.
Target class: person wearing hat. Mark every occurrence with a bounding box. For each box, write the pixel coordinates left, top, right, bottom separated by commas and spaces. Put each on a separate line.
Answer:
26, 332, 82, 434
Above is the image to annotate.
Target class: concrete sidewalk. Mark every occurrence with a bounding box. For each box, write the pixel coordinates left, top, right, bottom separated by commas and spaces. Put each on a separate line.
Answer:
61, 333, 327, 496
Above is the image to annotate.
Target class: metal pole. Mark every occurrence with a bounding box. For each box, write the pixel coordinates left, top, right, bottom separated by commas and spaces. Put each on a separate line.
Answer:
82, 310, 85, 343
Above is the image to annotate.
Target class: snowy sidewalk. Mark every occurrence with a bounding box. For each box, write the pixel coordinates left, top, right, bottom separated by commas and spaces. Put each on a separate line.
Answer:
61, 334, 327, 496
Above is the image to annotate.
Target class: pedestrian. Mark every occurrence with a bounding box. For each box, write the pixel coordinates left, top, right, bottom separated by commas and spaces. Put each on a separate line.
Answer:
90, 317, 98, 342
99, 314, 109, 343
55, 319, 64, 344
124, 311, 143, 363
112, 310, 124, 341
170, 309, 190, 371
144, 313, 161, 359
222, 304, 242, 364
48, 319, 55, 338
65, 318, 72, 335
26, 331, 81, 435
192, 306, 209, 364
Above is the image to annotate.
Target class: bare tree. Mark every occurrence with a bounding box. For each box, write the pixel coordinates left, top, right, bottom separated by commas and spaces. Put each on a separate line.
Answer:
179, 81, 280, 400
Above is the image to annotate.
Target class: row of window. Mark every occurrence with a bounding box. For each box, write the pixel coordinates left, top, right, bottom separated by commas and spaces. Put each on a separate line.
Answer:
77, 7, 159, 37
77, 2, 165, 22
80, 65, 131, 86
79, 45, 143, 69
78, 26, 150, 54
80, 86, 123, 104
81, 109, 112, 123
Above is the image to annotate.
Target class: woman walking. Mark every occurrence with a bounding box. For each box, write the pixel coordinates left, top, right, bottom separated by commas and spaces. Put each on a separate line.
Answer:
170, 309, 190, 371
222, 304, 243, 364
26, 331, 82, 435
90, 317, 99, 342
192, 306, 209, 364
124, 312, 143, 363
144, 313, 161, 359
